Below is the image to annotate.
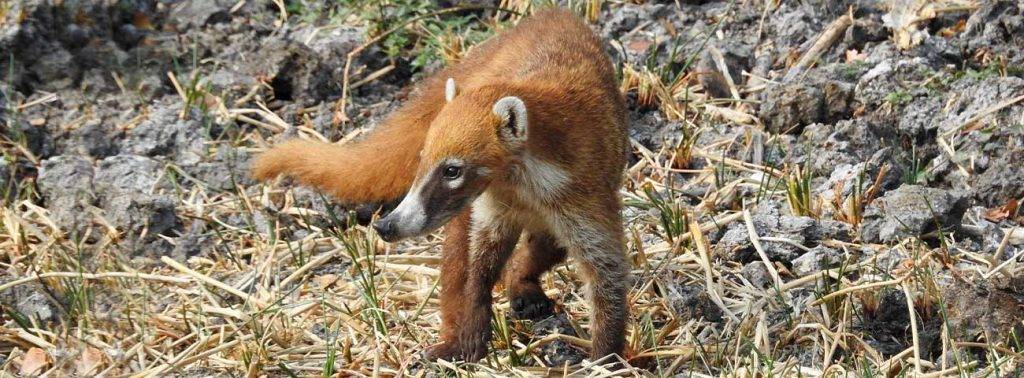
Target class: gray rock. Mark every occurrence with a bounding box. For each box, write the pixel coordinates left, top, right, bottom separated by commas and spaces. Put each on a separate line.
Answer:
94, 155, 167, 196
1, 0, 154, 91
32, 49, 76, 90
662, 282, 722, 323
103, 194, 179, 238
860, 185, 969, 243
854, 54, 938, 112
897, 95, 945, 137
245, 25, 366, 104
125, 102, 206, 166
171, 220, 212, 260
600, 3, 647, 37
38, 155, 95, 199
795, 120, 907, 189
961, 207, 1009, 254
16, 291, 55, 322
935, 77, 1024, 136
183, 145, 253, 191
303, 26, 368, 102
759, 77, 854, 134
628, 110, 685, 152
959, 0, 1024, 67
92, 155, 180, 244
531, 313, 586, 367
0, 158, 10, 200
790, 246, 844, 276
974, 147, 1024, 208
766, 2, 830, 53
54, 118, 120, 158
914, 76, 1024, 206
716, 201, 853, 265
741, 261, 771, 288
0, 276, 57, 323
206, 68, 258, 98
943, 277, 1024, 346
167, 0, 233, 30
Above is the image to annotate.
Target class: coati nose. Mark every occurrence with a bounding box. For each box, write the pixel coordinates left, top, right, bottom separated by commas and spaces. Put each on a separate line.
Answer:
373, 218, 398, 242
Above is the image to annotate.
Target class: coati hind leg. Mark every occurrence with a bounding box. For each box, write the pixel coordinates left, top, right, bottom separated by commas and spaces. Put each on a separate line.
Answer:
553, 206, 629, 361
503, 232, 567, 320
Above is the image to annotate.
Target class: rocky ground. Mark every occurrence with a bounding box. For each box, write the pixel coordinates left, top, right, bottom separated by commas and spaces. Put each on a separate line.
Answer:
1, 0, 1023, 376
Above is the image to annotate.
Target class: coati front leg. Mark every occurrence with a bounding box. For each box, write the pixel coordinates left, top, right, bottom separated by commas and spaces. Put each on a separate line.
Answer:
503, 232, 567, 320
424, 209, 472, 360
459, 205, 523, 361
427, 204, 522, 362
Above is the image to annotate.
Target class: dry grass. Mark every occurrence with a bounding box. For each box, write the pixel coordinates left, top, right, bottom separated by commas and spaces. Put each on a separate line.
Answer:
1, 1, 1022, 377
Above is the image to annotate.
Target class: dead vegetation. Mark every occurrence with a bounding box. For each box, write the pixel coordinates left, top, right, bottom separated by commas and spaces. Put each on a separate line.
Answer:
1, 0, 1023, 376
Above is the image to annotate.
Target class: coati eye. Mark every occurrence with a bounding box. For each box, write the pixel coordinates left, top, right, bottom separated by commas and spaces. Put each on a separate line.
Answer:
442, 165, 462, 180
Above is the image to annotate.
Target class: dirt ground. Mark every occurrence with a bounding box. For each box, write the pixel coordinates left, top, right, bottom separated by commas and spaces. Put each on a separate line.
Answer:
1, 0, 1023, 376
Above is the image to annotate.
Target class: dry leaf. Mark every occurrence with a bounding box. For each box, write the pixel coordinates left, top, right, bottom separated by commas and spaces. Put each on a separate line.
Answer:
625, 38, 654, 55
705, 104, 756, 125
884, 0, 978, 50
75, 347, 107, 375
983, 199, 1019, 222
938, 19, 967, 37
132, 12, 154, 30
315, 274, 339, 288
883, 0, 924, 50
845, 49, 868, 62
20, 348, 49, 376
1004, 227, 1024, 245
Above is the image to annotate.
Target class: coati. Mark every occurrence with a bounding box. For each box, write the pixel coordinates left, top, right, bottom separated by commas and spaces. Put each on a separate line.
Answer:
252, 8, 629, 362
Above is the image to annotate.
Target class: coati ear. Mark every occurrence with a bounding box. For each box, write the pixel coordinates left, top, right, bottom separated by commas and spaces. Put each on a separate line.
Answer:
492, 96, 527, 145
444, 78, 456, 103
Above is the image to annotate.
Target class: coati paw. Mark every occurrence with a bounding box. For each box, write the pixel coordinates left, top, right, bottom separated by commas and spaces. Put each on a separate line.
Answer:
451, 310, 492, 362
510, 290, 555, 320
455, 333, 489, 362
423, 338, 488, 362
423, 341, 462, 361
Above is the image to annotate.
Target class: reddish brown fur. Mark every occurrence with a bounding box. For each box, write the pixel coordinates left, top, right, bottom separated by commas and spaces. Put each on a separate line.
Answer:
250, 77, 439, 204
503, 233, 567, 318
253, 8, 630, 362
414, 9, 629, 361
438, 209, 471, 345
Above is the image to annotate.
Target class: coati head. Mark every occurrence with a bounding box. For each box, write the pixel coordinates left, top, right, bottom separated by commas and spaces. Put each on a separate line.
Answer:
373, 79, 529, 242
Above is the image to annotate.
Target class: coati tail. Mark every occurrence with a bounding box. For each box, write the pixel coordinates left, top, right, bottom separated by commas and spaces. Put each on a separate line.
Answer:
251, 118, 428, 205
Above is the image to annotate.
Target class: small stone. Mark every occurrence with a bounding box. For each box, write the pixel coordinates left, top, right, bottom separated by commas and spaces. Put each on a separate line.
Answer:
860, 185, 969, 243
531, 313, 586, 367
0, 159, 10, 200
942, 277, 1024, 346
94, 155, 166, 195
790, 246, 843, 276
662, 283, 722, 323
759, 77, 854, 134
0, 275, 57, 323
125, 102, 205, 166
166, 0, 233, 30
716, 201, 853, 265
741, 261, 771, 288
38, 155, 95, 198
